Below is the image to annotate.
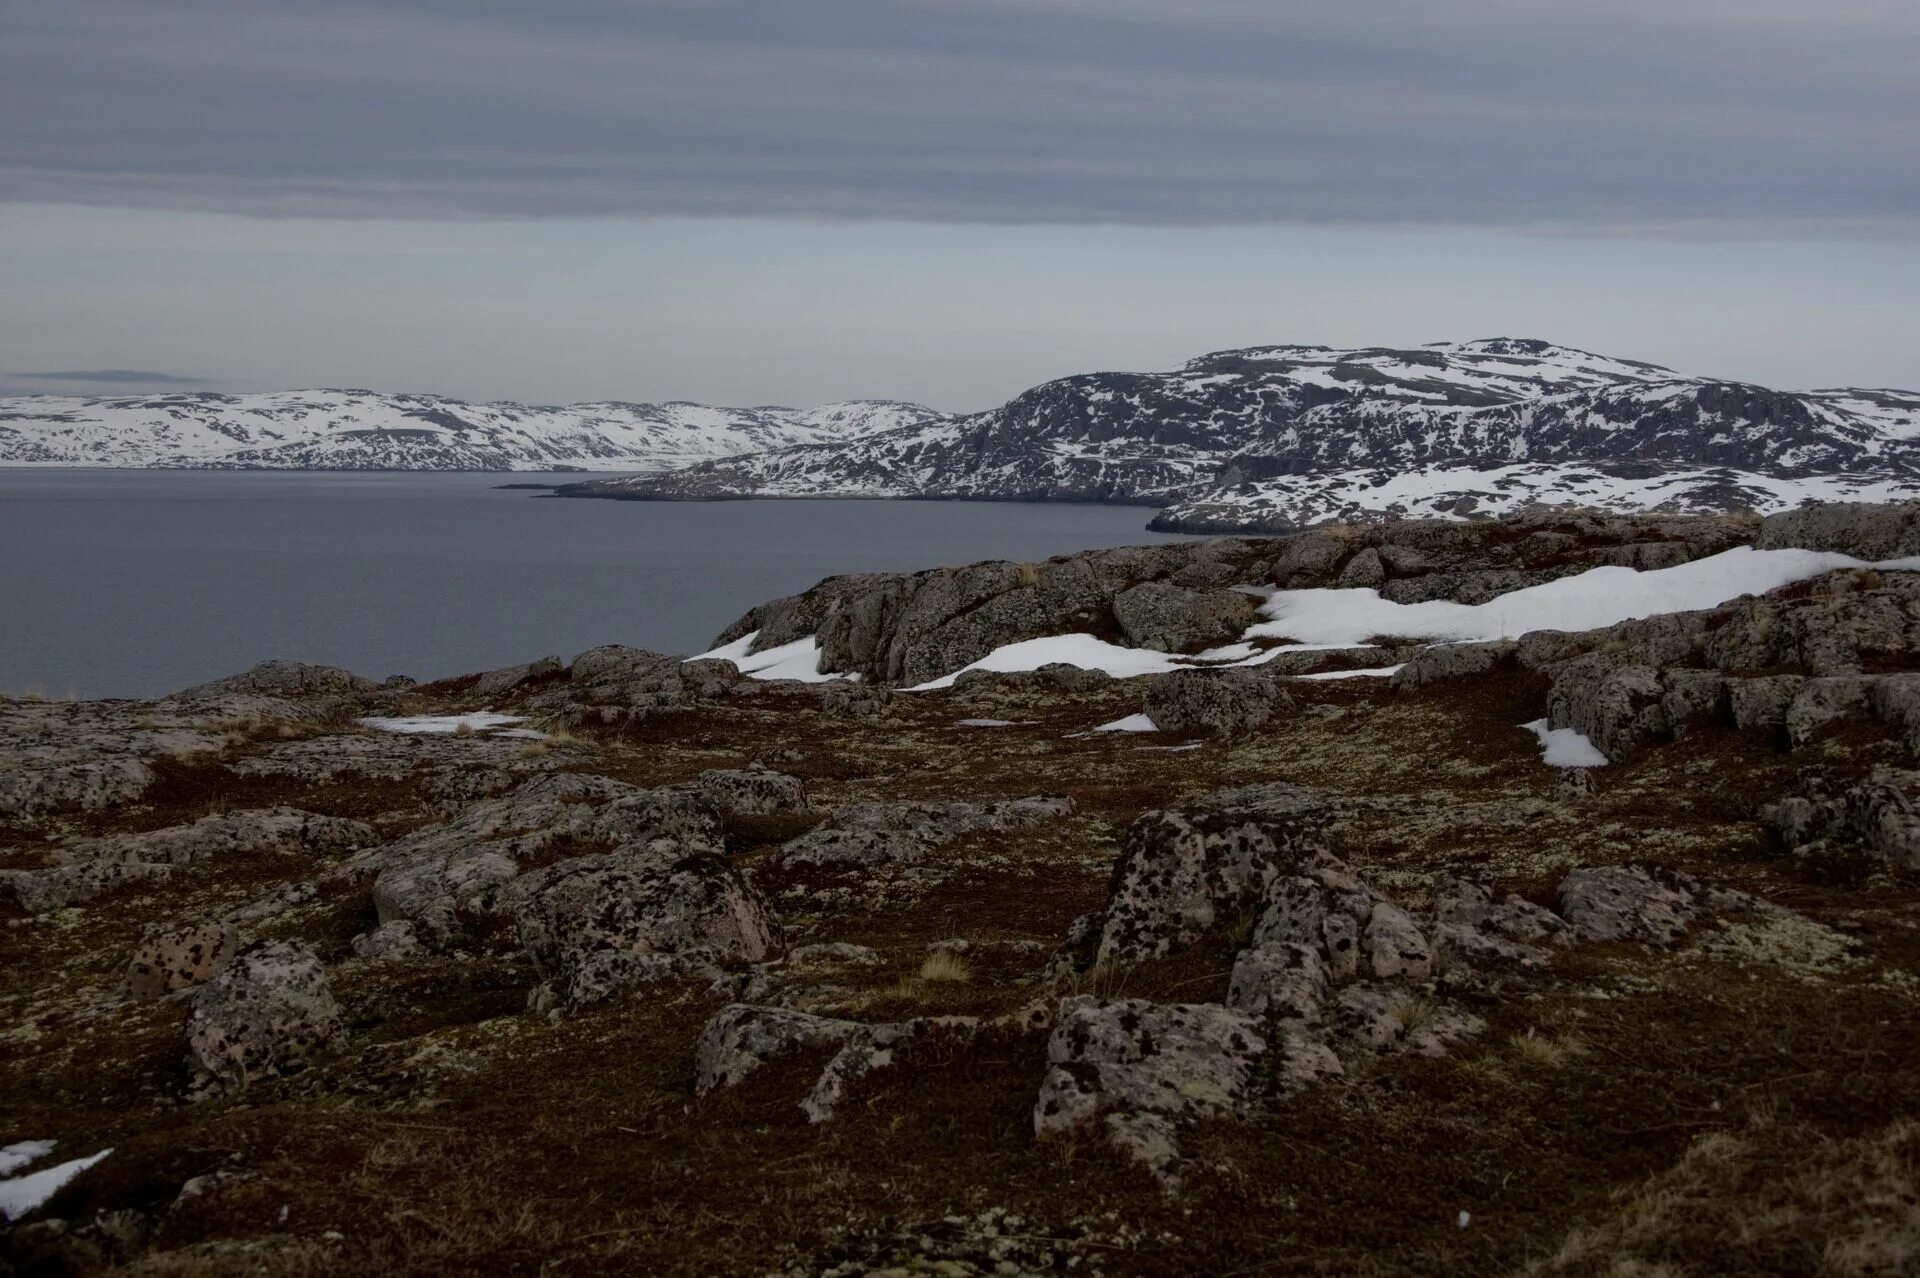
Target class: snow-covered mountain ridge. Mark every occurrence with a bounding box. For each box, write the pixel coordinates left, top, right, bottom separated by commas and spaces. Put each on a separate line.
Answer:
566, 339, 1920, 520
0, 390, 945, 470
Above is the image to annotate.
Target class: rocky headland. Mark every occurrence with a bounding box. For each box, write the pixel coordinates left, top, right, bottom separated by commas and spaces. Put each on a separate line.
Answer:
5, 502, 1920, 1275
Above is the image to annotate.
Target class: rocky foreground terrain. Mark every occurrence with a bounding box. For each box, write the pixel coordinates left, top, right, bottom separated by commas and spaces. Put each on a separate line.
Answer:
6, 503, 1920, 1275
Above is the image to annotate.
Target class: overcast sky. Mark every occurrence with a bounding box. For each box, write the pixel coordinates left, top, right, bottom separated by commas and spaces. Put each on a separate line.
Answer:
3, 0, 1916, 408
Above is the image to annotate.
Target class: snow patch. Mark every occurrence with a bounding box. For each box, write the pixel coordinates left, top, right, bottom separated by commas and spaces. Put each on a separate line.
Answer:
1522, 719, 1611, 768
689, 632, 852, 683
0, 1142, 55, 1177
0, 1148, 111, 1222
1250, 548, 1920, 648
358, 712, 527, 735
1091, 713, 1158, 733
1293, 664, 1405, 681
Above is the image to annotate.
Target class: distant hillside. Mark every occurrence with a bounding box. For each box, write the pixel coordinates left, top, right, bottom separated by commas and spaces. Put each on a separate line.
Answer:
0, 390, 946, 471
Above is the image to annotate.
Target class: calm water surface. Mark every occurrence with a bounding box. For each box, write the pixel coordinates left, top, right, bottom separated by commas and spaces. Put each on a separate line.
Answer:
0, 471, 1196, 699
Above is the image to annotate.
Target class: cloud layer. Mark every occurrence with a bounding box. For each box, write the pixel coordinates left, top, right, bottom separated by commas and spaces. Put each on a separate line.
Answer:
4, 0, 1915, 230
13, 369, 210, 385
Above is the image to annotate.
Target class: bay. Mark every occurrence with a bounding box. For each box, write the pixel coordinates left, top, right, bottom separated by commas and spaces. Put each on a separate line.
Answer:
0, 470, 1195, 698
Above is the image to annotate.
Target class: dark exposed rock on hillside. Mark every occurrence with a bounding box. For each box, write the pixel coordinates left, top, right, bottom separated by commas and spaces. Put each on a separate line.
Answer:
709, 510, 1756, 686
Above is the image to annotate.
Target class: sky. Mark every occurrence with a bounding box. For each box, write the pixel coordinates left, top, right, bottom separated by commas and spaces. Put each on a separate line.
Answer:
2, 0, 1916, 409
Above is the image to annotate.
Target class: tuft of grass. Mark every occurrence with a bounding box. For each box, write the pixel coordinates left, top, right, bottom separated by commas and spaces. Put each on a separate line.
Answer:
1509, 1027, 1590, 1069
917, 951, 972, 984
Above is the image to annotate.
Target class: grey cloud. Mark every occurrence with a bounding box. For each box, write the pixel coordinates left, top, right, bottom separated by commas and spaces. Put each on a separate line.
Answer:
1, 0, 1915, 230
13, 369, 212, 385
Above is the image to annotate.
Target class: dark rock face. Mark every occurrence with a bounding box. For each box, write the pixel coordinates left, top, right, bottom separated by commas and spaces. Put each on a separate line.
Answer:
1142, 668, 1287, 739
1111, 582, 1259, 653
1757, 502, 1920, 560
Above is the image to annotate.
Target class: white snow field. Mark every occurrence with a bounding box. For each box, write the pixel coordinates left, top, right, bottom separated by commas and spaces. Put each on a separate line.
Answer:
357, 712, 529, 735
0, 390, 944, 470
0, 1143, 55, 1177
0, 1146, 111, 1222
1522, 720, 1611, 768
692, 634, 853, 683
1247, 547, 1920, 647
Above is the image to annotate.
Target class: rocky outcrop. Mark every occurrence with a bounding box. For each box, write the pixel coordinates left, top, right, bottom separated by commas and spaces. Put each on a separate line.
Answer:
1075, 783, 1332, 966
1557, 865, 1766, 945
1111, 583, 1259, 653
1766, 767, 1920, 873
777, 797, 1074, 870
1034, 998, 1307, 1181
1039, 849, 1781, 1180
0, 757, 157, 822
7, 808, 375, 913
687, 767, 811, 817
507, 847, 781, 1009
125, 922, 239, 1001
471, 655, 564, 699
173, 660, 378, 707
1756, 501, 1920, 559
365, 774, 719, 949
184, 941, 343, 1096
1141, 668, 1287, 739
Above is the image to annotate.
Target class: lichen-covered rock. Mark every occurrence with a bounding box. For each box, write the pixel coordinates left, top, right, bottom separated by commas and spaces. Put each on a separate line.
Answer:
126, 921, 238, 1000
1785, 676, 1877, 748
1332, 985, 1483, 1057
1110, 582, 1258, 654
472, 655, 565, 699
1390, 640, 1516, 690
351, 920, 425, 960
776, 796, 1073, 869
1338, 547, 1387, 588
688, 767, 810, 816
9, 808, 374, 913
1251, 855, 1430, 982
184, 940, 342, 1096
1728, 675, 1807, 736
693, 1004, 864, 1094
1430, 877, 1565, 968
1033, 997, 1337, 1181
0, 758, 156, 821
1086, 783, 1331, 966
1034, 998, 1265, 1137
1141, 668, 1287, 739
507, 847, 780, 1006
173, 660, 377, 704
1757, 501, 1920, 559
1556, 865, 1709, 945
1225, 942, 1327, 1025
1659, 669, 1730, 737
1765, 767, 1920, 871
365, 774, 720, 948
1545, 659, 1663, 759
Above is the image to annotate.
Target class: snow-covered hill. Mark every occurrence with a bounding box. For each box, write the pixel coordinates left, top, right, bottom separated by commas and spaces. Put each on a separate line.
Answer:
0, 390, 945, 471
1148, 462, 1920, 533
567, 339, 1920, 520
